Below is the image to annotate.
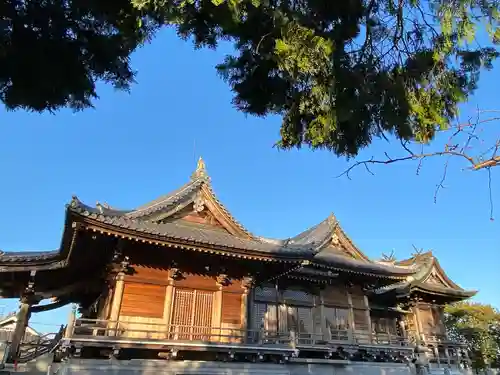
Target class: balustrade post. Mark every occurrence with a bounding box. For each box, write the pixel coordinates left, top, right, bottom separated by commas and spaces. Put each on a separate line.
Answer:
463, 348, 471, 368
433, 346, 441, 368
444, 347, 451, 367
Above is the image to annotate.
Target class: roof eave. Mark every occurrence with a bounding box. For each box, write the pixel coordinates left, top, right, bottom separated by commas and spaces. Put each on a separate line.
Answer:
0, 208, 80, 270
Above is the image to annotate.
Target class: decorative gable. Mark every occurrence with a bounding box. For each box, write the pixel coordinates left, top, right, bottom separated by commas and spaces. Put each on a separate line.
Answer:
423, 268, 451, 288
125, 158, 254, 239
328, 228, 369, 261
158, 201, 229, 232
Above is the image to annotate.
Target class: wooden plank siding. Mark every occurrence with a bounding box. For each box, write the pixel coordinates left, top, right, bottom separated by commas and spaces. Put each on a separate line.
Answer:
120, 283, 166, 318
323, 285, 349, 307
221, 292, 242, 325
125, 265, 169, 285
174, 274, 219, 291
114, 268, 250, 342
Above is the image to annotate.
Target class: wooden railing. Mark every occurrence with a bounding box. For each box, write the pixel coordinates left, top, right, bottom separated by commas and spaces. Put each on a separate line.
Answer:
69, 319, 411, 349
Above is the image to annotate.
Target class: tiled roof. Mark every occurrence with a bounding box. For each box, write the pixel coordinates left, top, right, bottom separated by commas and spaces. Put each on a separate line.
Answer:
69, 197, 333, 258
373, 252, 477, 297
0, 159, 422, 278
313, 250, 415, 276
0, 250, 60, 264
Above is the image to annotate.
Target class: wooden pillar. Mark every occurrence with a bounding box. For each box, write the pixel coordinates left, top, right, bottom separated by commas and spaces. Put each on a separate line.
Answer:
363, 295, 372, 344
433, 346, 441, 368
241, 277, 253, 343
108, 272, 125, 336
318, 290, 328, 341
7, 297, 33, 363
398, 316, 407, 338
275, 281, 280, 333
64, 305, 77, 339
413, 299, 423, 342
444, 347, 451, 367
346, 290, 356, 343
213, 275, 225, 341
163, 274, 175, 339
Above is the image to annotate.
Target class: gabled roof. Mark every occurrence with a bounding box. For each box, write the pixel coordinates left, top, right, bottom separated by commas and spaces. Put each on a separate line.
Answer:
0, 158, 418, 279
373, 251, 477, 300
120, 158, 254, 239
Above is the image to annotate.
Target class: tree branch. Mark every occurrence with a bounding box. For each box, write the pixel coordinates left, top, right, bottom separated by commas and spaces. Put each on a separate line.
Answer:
338, 110, 500, 220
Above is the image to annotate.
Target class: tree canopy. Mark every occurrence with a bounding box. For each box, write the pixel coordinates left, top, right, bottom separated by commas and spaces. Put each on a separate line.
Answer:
444, 301, 500, 369
2, 0, 500, 157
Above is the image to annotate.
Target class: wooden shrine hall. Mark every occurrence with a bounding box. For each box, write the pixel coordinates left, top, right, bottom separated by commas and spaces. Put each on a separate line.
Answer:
0, 158, 476, 368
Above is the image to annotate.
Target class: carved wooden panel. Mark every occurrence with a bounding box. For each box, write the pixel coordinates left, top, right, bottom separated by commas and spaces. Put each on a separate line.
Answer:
120, 282, 166, 318
174, 274, 218, 291
221, 292, 242, 325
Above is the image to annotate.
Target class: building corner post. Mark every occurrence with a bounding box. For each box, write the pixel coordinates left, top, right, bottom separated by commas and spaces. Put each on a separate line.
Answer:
7, 296, 35, 363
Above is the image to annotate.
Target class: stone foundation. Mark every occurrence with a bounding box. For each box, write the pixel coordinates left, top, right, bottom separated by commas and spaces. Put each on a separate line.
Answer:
57, 359, 416, 375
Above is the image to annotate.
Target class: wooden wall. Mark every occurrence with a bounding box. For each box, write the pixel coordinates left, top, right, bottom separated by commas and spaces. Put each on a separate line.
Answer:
110, 265, 247, 341
252, 283, 372, 342
104, 265, 390, 343
418, 304, 446, 336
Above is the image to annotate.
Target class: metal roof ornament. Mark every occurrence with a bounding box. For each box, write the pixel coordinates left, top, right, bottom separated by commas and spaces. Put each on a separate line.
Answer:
191, 157, 208, 180
381, 250, 397, 263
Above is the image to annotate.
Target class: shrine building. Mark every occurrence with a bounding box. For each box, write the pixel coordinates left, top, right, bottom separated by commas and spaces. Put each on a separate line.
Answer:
0, 159, 476, 375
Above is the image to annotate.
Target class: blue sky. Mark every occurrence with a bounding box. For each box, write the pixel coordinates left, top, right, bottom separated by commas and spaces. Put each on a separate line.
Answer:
0, 28, 498, 333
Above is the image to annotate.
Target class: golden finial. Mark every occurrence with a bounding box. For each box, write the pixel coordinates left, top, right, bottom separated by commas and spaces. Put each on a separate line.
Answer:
192, 156, 208, 179
197, 157, 206, 172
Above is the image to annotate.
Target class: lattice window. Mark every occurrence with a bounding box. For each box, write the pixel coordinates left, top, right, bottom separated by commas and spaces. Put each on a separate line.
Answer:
170, 288, 214, 340
282, 289, 314, 304
254, 286, 277, 302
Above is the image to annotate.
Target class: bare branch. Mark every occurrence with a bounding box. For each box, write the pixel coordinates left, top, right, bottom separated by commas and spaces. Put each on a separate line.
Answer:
338, 110, 500, 218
